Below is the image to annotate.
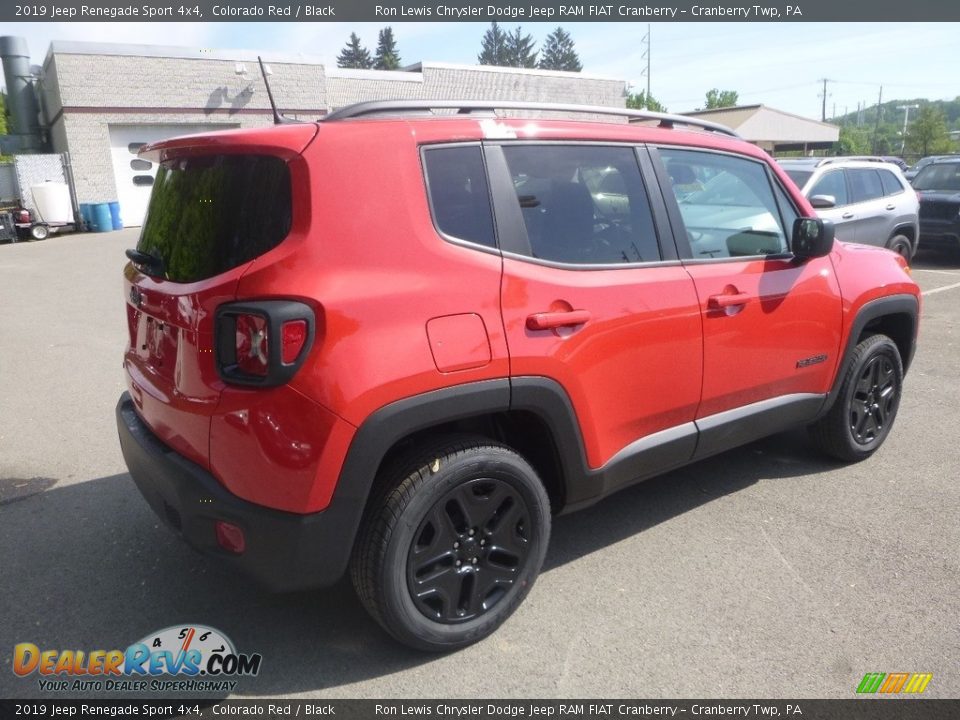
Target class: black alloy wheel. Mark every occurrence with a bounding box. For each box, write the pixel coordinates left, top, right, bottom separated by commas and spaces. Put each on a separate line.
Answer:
809, 333, 904, 462
406, 477, 531, 623
849, 353, 898, 445
351, 435, 551, 651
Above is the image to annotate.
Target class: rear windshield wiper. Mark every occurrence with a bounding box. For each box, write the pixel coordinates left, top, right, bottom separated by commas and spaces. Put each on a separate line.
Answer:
125, 248, 165, 277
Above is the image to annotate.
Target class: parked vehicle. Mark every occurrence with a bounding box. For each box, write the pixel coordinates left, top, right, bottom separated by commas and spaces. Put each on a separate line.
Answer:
117, 101, 920, 651
778, 156, 920, 259
913, 157, 960, 254
905, 155, 956, 182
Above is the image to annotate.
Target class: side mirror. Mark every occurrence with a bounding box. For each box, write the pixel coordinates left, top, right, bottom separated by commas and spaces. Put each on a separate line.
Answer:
809, 194, 836, 209
792, 217, 834, 259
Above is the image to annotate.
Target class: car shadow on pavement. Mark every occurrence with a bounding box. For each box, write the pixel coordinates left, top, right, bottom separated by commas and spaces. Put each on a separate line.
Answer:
0, 428, 840, 697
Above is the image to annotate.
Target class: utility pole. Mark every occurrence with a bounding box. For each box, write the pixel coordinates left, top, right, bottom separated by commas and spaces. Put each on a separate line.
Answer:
897, 104, 919, 154
871, 85, 883, 154
640, 24, 651, 108
818, 78, 831, 121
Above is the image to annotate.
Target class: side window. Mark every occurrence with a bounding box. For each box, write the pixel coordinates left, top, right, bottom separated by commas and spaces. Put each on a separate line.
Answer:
848, 169, 884, 204
659, 148, 789, 259
500, 145, 661, 265
809, 170, 848, 206
423, 146, 496, 249
879, 169, 905, 196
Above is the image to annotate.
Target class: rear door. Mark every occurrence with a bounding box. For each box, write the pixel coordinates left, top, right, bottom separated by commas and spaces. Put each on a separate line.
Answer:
489, 142, 703, 476
652, 146, 841, 454
846, 167, 888, 245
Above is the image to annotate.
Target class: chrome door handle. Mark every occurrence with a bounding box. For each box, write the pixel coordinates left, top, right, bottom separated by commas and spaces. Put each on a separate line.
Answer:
841, 212, 854, 219
886, 204, 896, 211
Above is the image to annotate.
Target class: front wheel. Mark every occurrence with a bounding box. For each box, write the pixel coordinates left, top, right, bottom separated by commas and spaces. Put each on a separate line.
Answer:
809, 334, 904, 462
30, 224, 50, 241
351, 436, 551, 651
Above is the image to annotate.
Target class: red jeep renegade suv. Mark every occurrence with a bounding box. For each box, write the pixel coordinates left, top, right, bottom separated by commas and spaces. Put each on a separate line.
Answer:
117, 101, 920, 651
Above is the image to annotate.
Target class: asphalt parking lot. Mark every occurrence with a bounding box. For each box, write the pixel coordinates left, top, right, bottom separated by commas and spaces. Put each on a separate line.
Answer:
1, 228, 958, 699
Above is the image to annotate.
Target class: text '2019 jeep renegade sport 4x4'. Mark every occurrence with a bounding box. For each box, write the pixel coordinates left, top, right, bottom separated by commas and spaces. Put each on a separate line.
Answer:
117, 101, 920, 651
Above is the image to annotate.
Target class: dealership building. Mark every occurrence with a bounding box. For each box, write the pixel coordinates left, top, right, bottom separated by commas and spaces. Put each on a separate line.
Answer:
24, 40, 627, 226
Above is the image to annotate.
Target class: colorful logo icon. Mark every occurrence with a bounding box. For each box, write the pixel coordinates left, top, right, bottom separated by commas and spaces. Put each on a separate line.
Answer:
856, 672, 932, 694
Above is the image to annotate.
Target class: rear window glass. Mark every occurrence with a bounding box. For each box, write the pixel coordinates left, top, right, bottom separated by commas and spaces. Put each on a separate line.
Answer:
879, 169, 904, 196
423, 146, 496, 248
848, 169, 884, 203
137, 154, 291, 283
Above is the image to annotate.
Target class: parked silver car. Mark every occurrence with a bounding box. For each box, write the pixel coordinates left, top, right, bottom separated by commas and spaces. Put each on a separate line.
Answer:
778, 157, 920, 259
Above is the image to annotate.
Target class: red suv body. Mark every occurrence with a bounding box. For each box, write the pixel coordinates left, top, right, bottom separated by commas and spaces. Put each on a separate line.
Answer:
117, 102, 920, 650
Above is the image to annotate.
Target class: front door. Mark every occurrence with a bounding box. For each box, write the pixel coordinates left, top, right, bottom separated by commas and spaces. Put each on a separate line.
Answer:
654, 146, 842, 450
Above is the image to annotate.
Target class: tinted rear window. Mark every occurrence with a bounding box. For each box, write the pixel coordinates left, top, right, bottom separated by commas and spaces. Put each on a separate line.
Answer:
137, 154, 291, 283
879, 169, 905, 196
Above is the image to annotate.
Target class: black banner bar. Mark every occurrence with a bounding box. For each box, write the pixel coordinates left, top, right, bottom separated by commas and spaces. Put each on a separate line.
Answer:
3, 0, 959, 23
2, 700, 960, 720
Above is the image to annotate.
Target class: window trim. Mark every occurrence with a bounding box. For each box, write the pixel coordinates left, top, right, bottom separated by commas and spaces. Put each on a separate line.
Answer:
420, 142, 501, 257
483, 140, 676, 271
650, 144, 798, 263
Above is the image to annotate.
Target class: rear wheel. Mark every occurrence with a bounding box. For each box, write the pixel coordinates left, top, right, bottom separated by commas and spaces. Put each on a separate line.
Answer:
351, 436, 551, 651
886, 234, 912, 260
29, 224, 49, 241
809, 334, 903, 462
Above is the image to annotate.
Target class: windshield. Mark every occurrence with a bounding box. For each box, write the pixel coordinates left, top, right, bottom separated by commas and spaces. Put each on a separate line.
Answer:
136, 154, 292, 282
913, 163, 960, 192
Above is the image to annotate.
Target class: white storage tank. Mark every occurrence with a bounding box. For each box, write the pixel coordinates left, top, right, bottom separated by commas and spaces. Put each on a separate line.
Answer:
31, 182, 74, 224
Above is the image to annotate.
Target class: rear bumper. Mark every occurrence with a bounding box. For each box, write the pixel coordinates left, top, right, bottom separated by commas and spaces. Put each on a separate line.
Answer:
116, 393, 352, 592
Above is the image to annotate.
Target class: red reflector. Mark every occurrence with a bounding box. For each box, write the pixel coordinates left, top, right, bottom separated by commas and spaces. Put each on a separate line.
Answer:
235, 314, 269, 376
281, 319, 308, 364
215, 521, 246, 554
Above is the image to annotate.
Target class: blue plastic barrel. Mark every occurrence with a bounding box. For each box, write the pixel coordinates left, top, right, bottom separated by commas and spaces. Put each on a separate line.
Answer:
79, 203, 92, 229
92, 203, 112, 233
108, 201, 123, 230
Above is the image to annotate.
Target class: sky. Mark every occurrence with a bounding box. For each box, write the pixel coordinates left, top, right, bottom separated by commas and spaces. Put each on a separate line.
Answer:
4, 21, 958, 120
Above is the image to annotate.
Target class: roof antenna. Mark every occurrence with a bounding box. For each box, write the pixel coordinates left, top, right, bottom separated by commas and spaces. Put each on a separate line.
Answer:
258, 56, 293, 124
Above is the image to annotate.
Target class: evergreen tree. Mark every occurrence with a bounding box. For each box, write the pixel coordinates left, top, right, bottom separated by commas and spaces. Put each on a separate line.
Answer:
373, 27, 401, 70
538, 27, 582, 72
478, 22, 510, 66
505, 26, 538, 68
337, 32, 373, 69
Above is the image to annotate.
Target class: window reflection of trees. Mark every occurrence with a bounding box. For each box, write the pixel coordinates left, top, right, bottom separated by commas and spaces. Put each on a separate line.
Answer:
138, 155, 291, 282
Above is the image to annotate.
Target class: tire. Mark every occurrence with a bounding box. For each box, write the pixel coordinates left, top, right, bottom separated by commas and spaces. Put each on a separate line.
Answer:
30, 224, 50, 241
351, 435, 551, 652
886, 234, 912, 260
809, 334, 904, 462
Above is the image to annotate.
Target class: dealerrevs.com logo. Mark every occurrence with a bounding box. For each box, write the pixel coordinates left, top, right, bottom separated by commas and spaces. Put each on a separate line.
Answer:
13, 625, 262, 693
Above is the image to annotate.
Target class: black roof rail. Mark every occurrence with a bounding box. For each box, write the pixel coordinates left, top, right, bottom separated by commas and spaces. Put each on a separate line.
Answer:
322, 100, 741, 139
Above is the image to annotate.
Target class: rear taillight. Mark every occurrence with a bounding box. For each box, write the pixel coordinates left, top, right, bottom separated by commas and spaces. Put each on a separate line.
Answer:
215, 521, 246, 554
216, 301, 315, 387
235, 313, 269, 377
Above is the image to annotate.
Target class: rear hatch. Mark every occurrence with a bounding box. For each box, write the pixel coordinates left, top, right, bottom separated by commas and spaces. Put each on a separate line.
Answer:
123, 124, 318, 468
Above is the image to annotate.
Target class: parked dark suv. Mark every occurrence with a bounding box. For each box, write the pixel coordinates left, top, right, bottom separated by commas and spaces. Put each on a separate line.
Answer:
118, 101, 920, 651
914, 157, 960, 254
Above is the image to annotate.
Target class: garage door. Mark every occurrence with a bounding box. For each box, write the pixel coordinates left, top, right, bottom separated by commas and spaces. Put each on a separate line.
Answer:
108, 124, 237, 227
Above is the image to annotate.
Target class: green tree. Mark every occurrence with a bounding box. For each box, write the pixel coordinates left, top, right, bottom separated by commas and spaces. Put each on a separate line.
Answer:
373, 27, 401, 70
837, 125, 871, 155
626, 90, 665, 113
505, 26, 538, 68
906, 105, 952, 156
478, 22, 510, 66
0, 91, 7, 136
337, 32, 373, 69
538, 27, 582, 72
704, 88, 739, 109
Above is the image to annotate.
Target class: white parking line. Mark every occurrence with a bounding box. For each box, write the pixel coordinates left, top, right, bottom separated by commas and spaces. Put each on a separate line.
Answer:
913, 268, 960, 277
922, 280, 960, 296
